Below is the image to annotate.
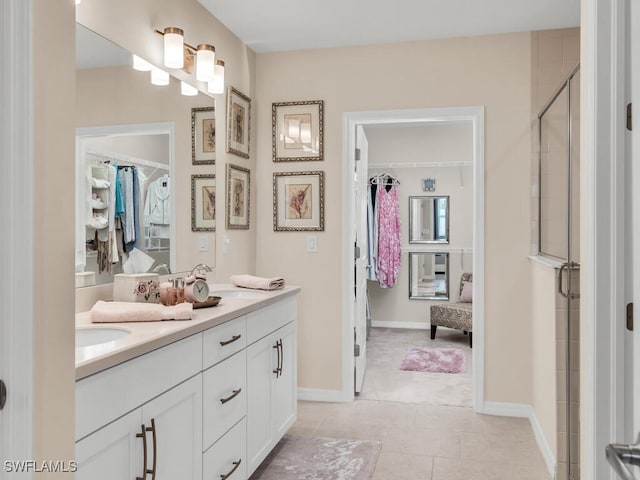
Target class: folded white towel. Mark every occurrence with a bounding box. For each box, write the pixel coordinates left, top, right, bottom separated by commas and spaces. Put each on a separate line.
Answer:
230, 274, 286, 291
90, 300, 193, 323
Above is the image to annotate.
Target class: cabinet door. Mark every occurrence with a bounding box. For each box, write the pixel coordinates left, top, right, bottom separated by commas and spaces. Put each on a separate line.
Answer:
246, 331, 277, 475
75, 409, 142, 480
142, 375, 202, 480
273, 322, 297, 440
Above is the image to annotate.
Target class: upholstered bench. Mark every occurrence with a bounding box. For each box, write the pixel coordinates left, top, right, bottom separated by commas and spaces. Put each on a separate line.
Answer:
430, 272, 473, 348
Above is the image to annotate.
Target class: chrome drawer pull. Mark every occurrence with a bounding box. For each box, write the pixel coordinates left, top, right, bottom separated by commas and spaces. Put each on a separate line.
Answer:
220, 388, 242, 404
219, 334, 241, 346
220, 459, 241, 479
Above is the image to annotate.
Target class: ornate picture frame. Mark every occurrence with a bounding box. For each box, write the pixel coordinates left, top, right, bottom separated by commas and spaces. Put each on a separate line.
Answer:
191, 106, 216, 165
272, 100, 324, 162
191, 174, 216, 232
226, 86, 251, 159
226, 164, 250, 229
273, 171, 325, 231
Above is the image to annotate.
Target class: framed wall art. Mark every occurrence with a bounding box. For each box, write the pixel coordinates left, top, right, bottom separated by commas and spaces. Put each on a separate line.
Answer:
191, 174, 216, 231
226, 164, 250, 229
272, 100, 324, 162
226, 86, 251, 159
191, 106, 216, 165
273, 171, 325, 231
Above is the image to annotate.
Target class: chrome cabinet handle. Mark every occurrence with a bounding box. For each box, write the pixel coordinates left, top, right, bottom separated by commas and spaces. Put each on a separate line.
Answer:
135, 424, 148, 480
148, 418, 157, 480
607, 434, 640, 480
278, 339, 283, 376
220, 388, 242, 405
219, 334, 241, 347
220, 459, 241, 479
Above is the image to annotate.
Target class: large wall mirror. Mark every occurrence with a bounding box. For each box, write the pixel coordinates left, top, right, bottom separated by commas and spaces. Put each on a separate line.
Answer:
409, 252, 449, 300
409, 196, 449, 244
75, 23, 215, 287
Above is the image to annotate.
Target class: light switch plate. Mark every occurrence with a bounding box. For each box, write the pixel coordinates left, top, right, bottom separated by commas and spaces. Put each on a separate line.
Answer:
306, 235, 318, 253
198, 236, 209, 252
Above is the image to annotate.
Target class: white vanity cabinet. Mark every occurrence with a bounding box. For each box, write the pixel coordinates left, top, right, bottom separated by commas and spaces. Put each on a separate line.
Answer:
246, 301, 297, 476
75, 292, 297, 480
75, 333, 203, 480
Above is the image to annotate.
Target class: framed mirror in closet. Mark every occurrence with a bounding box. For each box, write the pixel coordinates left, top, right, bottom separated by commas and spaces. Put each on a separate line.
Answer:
409, 195, 449, 244
408, 252, 449, 300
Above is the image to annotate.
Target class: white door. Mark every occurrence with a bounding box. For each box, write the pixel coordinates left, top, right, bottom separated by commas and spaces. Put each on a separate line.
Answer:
606, 2, 640, 477
354, 125, 369, 393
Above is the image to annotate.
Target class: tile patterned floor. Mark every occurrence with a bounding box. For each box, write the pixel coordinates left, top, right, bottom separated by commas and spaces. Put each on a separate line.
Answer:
288, 328, 550, 479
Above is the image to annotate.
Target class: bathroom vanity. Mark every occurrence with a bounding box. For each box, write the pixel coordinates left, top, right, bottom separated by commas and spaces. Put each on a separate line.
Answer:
74, 286, 299, 479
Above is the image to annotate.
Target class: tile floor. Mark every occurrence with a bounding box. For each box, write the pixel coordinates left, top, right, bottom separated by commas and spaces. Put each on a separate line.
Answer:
288, 327, 551, 479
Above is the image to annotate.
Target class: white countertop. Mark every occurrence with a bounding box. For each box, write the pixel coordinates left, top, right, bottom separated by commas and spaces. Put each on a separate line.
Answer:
75, 284, 300, 380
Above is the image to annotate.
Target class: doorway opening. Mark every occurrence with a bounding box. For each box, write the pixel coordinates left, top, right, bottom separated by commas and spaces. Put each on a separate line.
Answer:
342, 107, 485, 411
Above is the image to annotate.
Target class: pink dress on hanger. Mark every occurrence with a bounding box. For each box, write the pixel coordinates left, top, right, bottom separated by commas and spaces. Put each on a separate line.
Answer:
376, 185, 401, 288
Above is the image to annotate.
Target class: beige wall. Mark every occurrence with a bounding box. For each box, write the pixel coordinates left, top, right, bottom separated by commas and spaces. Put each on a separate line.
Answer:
256, 33, 535, 401
77, 66, 217, 274
33, 0, 76, 474
76, 0, 257, 283
530, 260, 559, 460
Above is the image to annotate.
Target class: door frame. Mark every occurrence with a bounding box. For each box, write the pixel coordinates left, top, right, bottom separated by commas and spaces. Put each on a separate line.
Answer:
0, 0, 35, 472
581, 0, 629, 478
342, 106, 485, 409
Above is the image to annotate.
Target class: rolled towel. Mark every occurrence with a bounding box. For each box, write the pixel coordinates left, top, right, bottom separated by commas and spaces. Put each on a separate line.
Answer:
230, 274, 286, 291
90, 300, 193, 323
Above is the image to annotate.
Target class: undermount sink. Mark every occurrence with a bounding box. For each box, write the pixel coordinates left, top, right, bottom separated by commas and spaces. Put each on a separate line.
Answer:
76, 326, 131, 348
210, 290, 266, 299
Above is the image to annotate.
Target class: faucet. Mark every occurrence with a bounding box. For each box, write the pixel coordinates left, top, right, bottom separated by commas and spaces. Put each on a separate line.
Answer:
190, 263, 213, 277
151, 263, 171, 275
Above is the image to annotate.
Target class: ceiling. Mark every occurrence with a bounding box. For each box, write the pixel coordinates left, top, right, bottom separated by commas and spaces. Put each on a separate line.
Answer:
197, 0, 580, 53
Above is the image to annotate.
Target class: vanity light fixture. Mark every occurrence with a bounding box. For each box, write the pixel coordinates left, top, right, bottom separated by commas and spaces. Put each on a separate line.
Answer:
163, 27, 185, 69
180, 81, 198, 96
196, 44, 216, 82
132, 54, 153, 72
207, 60, 225, 95
150, 67, 170, 86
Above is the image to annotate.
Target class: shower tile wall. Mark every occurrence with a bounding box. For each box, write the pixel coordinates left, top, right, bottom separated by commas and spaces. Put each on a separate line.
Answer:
530, 28, 580, 254
556, 268, 580, 480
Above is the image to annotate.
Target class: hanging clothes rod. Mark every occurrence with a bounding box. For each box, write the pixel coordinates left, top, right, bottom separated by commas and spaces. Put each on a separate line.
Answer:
369, 161, 472, 169
85, 148, 169, 171
369, 174, 400, 185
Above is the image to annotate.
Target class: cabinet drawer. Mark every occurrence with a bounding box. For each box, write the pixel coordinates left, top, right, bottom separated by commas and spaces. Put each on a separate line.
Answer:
76, 333, 202, 441
203, 417, 246, 480
247, 296, 296, 344
203, 315, 247, 369
203, 350, 247, 450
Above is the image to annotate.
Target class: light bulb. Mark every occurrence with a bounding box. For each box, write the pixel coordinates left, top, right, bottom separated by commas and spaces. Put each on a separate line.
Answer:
132, 54, 152, 72
196, 44, 215, 82
180, 81, 198, 96
150, 67, 170, 86
163, 27, 184, 69
207, 60, 225, 95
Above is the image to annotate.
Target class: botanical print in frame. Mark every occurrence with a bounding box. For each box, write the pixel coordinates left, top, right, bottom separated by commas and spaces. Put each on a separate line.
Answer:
273, 171, 325, 231
226, 164, 250, 229
226, 86, 251, 159
191, 174, 216, 231
272, 100, 324, 162
191, 106, 216, 165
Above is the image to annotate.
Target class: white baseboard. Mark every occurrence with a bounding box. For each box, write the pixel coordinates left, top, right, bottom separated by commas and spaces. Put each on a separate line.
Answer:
371, 320, 428, 330
297, 387, 349, 403
483, 401, 555, 479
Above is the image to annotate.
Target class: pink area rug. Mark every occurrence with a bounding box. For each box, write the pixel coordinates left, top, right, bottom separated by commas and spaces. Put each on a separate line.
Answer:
399, 347, 466, 373
250, 434, 381, 480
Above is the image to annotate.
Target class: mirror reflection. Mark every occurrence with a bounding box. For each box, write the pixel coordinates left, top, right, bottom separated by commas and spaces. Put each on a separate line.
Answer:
409, 196, 449, 244
75, 23, 215, 287
409, 252, 449, 300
